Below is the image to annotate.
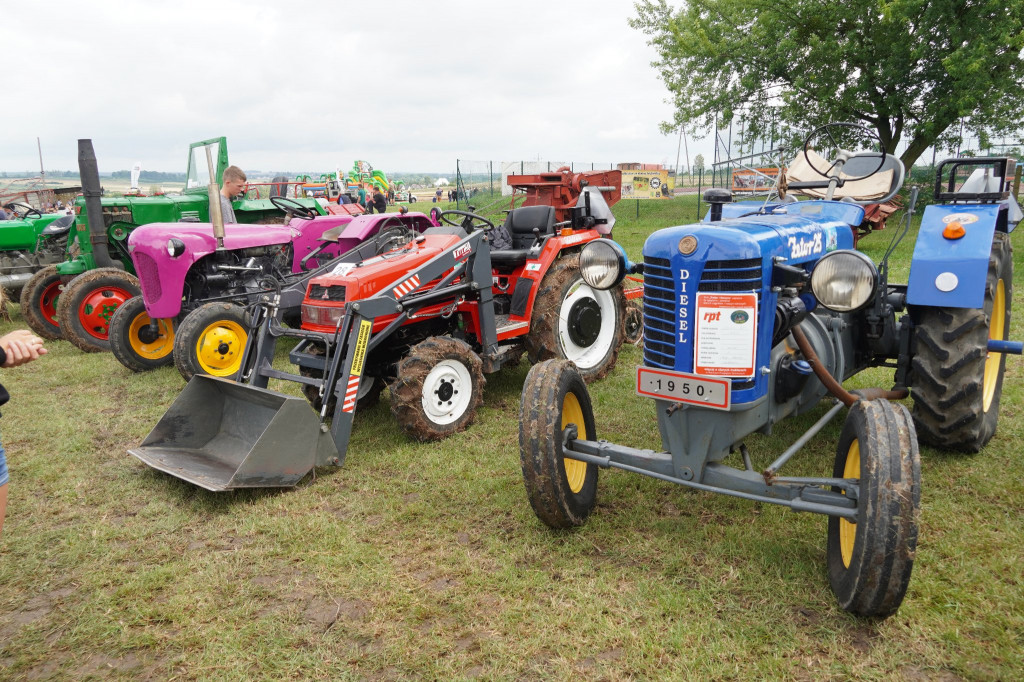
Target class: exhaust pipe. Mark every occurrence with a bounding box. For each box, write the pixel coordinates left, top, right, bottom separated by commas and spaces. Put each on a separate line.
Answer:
78, 139, 123, 270
0, 273, 33, 292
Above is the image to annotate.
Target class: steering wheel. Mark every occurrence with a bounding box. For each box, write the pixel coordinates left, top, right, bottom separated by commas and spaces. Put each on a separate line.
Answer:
802, 122, 886, 182
373, 219, 416, 254
439, 209, 494, 233
270, 196, 317, 220
9, 202, 41, 219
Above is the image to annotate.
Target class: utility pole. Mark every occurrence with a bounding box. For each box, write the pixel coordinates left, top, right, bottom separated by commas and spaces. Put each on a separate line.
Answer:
37, 137, 45, 183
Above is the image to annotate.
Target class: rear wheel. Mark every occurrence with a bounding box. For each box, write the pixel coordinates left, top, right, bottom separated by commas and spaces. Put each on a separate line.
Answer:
827, 399, 920, 618
20, 265, 65, 340
55, 268, 141, 353
109, 296, 176, 371
525, 255, 626, 382
389, 337, 484, 441
519, 359, 598, 528
624, 298, 644, 346
911, 233, 1012, 452
173, 302, 249, 382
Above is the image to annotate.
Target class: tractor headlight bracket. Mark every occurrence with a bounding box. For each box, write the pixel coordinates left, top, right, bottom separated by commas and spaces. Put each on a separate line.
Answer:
167, 238, 186, 258
810, 250, 878, 312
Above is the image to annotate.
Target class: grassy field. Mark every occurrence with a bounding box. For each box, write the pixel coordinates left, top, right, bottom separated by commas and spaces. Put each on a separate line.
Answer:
0, 194, 1022, 680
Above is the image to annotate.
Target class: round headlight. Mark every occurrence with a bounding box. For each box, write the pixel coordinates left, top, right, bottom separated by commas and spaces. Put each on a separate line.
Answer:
167, 238, 186, 258
580, 238, 628, 290
810, 250, 878, 312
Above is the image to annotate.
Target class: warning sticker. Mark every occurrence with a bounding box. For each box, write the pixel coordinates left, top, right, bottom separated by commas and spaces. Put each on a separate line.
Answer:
694, 292, 757, 378
350, 320, 372, 376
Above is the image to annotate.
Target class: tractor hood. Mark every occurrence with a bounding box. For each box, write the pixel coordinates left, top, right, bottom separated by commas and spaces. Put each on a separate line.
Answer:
309, 233, 463, 302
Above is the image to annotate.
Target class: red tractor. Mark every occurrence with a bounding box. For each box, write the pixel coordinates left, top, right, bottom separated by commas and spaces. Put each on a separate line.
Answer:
130, 169, 635, 490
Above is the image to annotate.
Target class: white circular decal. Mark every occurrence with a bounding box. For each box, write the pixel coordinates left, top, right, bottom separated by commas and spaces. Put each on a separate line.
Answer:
935, 272, 959, 292
942, 213, 979, 224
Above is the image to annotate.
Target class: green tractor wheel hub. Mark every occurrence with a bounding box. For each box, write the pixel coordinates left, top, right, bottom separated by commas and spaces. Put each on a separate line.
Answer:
79, 287, 134, 339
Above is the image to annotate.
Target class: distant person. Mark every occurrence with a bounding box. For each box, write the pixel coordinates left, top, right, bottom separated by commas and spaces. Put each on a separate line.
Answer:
357, 184, 368, 210
371, 187, 387, 214
0, 206, 9, 221
435, 188, 443, 202
220, 165, 247, 224
0, 328, 48, 537
387, 187, 395, 205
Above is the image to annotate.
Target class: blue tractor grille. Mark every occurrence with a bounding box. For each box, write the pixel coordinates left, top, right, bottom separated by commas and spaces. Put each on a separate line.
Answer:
643, 256, 763, 382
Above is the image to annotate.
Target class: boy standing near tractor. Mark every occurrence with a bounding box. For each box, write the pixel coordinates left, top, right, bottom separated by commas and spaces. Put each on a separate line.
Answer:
220, 165, 247, 223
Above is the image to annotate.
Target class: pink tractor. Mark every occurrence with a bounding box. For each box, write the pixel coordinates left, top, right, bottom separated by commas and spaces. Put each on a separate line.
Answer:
109, 197, 437, 380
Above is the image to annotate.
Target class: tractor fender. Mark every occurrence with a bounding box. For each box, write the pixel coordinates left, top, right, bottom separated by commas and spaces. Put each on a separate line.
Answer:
906, 203, 1002, 309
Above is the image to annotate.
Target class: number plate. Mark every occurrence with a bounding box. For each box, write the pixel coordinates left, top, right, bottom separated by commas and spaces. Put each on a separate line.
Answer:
635, 366, 731, 410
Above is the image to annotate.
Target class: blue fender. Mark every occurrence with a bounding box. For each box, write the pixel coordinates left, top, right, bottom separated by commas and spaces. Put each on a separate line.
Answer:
906, 204, 1002, 309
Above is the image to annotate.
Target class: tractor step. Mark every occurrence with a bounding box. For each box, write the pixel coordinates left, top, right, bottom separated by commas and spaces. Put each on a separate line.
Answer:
483, 341, 524, 373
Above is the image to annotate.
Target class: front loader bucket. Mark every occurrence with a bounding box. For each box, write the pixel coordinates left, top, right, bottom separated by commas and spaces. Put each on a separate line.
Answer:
129, 375, 338, 491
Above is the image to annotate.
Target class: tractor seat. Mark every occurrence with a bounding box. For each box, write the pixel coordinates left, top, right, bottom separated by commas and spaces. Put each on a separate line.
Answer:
489, 206, 556, 267
40, 214, 76, 237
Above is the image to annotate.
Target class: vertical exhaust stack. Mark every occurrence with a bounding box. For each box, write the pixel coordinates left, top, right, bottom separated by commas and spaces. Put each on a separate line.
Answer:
205, 145, 225, 250
78, 139, 123, 270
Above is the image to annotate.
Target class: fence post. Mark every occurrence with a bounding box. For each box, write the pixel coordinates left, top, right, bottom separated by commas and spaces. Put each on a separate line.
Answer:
697, 168, 703, 221
489, 161, 493, 196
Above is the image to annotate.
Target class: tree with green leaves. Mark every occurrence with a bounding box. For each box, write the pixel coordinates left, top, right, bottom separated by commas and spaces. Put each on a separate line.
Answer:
631, 0, 1024, 167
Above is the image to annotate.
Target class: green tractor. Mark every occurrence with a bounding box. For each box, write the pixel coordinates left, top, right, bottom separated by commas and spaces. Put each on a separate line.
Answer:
0, 203, 75, 298
20, 138, 324, 351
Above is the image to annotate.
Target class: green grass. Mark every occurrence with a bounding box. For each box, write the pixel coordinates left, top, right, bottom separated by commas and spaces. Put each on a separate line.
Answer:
0, 196, 1022, 679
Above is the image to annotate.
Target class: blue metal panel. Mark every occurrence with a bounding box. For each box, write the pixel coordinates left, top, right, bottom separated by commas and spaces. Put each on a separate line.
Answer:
907, 204, 999, 308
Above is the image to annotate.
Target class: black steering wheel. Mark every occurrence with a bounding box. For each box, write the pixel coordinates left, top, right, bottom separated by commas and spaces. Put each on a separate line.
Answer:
439, 209, 494, 233
9, 202, 41, 219
270, 196, 317, 220
802, 122, 886, 182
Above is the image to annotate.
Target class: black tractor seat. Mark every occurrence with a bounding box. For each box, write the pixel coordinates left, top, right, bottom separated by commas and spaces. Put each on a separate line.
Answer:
489, 205, 556, 267
39, 214, 76, 237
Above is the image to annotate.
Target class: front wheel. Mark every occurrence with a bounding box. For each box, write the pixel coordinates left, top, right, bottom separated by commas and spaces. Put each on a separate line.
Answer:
109, 296, 176, 371
525, 255, 626, 383
173, 302, 249, 382
20, 265, 65, 340
827, 399, 920, 618
519, 359, 598, 528
910, 232, 1012, 452
55, 268, 141, 353
389, 337, 484, 441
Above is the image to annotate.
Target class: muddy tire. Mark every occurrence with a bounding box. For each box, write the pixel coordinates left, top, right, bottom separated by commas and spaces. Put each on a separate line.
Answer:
910, 233, 1012, 452
389, 336, 484, 441
108, 296, 176, 372
624, 298, 644, 346
519, 359, 598, 528
300, 345, 382, 415
525, 255, 625, 383
20, 265, 65, 340
55, 268, 141, 353
827, 399, 920, 618
173, 302, 249, 382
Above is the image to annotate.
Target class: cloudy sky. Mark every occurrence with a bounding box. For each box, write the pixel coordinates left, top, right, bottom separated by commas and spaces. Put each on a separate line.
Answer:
2, 0, 718, 177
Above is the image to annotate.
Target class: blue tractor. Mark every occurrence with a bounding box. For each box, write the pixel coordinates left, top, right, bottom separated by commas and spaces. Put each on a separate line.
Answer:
518, 123, 1021, 618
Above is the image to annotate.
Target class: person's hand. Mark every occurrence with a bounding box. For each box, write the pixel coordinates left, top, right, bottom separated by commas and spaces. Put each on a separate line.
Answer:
0, 329, 48, 368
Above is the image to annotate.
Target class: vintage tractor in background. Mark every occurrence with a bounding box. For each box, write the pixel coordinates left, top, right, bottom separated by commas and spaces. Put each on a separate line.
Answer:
0, 205, 75, 298
19, 138, 323, 350
516, 123, 1020, 618
128, 168, 629, 491
108, 204, 440, 379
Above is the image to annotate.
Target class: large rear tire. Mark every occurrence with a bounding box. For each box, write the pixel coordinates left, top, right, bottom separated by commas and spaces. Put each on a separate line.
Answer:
55, 268, 141, 353
525, 255, 625, 383
827, 399, 920, 618
519, 359, 598, 528
20, 265, 65, 340
910, 233, 1012, 452
109, 296, 176, 371
173, 302, 249, 382
389, 337, 484, 441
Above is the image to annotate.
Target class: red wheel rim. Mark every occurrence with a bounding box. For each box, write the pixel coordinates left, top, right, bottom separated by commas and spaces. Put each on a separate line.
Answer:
77, 286, 134, 340
39, 280, 63, 326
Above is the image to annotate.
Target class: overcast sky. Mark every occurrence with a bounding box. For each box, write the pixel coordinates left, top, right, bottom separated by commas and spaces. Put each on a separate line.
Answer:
2, 0, 720, 177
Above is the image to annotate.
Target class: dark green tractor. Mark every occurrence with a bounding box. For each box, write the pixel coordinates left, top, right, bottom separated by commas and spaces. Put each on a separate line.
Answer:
21, 138, 323, 351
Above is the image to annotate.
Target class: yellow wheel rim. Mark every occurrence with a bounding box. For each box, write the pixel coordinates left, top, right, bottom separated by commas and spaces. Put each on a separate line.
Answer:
195, 320, 247, 376
983, 279, 1006, 412
127, 310, 174, 359
561, 391, 588, 494
839, 439, 861, 569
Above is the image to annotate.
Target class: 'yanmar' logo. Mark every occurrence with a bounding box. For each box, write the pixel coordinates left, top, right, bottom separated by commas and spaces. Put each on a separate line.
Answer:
788, 232, 823, 259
